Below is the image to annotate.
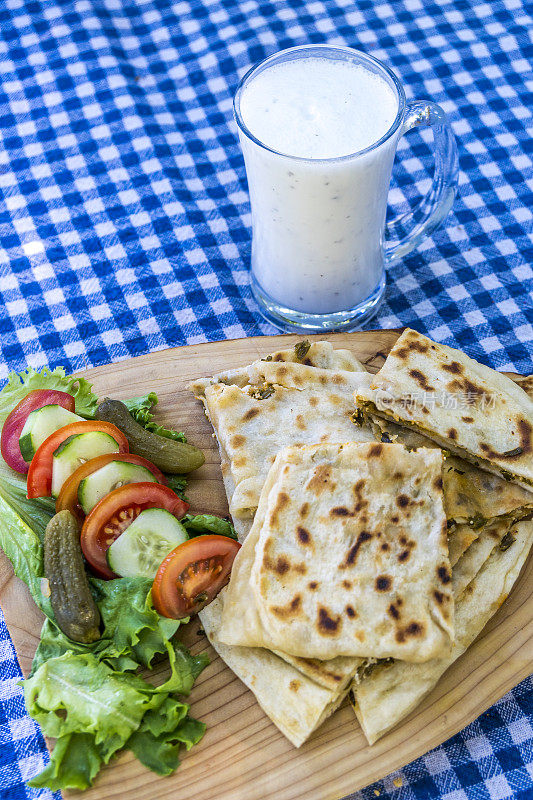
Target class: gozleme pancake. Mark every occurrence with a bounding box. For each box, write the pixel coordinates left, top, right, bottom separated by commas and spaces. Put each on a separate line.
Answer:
199, 590, 348, 747
355, 328, 533, 492
191, 342, 374, 519
351, 519, 532, 744
370, 418, 533, 532
219, 442, 454, 662
214, 440, 366, 690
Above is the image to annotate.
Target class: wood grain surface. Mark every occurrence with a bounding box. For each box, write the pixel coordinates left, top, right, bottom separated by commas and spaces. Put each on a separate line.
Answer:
0, 330, 531, 800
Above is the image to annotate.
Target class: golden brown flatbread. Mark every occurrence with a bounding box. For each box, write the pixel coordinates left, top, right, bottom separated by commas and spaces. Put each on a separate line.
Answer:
218, 442, 454, 663
356, 328, 533, 492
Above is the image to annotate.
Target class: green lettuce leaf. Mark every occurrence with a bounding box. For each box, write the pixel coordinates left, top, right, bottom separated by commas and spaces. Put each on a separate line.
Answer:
165, 473, 188, 499
124, 392, 159, 421
25, 651, 207, 790
182, 513, 237, 540
33, 578, 182, 672
0, 366, 98, 424
127, 700, 205, 776
31, 576, 208, 690
0, 477, 54, 616
24, 653, 149, 752
28, 733, 104, 791
125, 393, 187, 442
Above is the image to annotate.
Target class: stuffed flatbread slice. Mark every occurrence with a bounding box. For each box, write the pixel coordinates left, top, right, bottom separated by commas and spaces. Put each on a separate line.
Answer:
351, 519, 532, 744
355, 328, 533, 492
199, 590, 348, 747
191, 342, 374, 520
218, 442, 453, 663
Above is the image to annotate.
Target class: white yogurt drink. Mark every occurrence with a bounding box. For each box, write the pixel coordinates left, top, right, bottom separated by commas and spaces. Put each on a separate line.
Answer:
236, 49, 401, 320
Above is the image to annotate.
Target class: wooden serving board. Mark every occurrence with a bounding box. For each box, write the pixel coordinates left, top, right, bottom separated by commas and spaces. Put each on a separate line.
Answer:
1, 330, 532, 800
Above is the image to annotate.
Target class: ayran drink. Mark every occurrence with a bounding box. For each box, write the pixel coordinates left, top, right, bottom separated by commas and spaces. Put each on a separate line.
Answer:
238, 54, 399, 316
234, 45, 458, 331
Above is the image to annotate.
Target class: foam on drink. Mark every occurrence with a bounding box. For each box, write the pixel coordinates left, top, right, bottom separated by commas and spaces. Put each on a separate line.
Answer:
240, 57, 398, 159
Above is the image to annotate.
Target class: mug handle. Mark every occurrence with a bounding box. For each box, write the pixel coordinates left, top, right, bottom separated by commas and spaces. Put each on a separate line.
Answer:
385, 101, 458, 265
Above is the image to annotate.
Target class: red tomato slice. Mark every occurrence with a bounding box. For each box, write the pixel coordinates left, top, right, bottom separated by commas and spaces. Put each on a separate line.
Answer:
152, 535, 240, 619
56, 453, 167, 519
1, 390, 75, 474
81, 482, 189, 579
27, 421, 129, 499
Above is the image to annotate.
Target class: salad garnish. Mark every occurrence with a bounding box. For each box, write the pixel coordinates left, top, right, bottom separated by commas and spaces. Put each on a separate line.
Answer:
0, 365, 237, 790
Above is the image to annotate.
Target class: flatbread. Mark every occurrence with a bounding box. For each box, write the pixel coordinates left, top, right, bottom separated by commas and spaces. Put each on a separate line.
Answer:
448, 523, 482, 566
192, 340, 366, 393
371, 418, 533, 528
199, 590, 348, 747
215, 436, 364, 690
191, 343, 374, 519
263, 340, 366, 371
351, 519, 533, 744
451, 517, 512, 597
355, 328, 533, 492
218, 442, 454, 663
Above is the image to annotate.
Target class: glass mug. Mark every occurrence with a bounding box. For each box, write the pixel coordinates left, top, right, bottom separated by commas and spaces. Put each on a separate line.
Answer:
234, 45, 458, 332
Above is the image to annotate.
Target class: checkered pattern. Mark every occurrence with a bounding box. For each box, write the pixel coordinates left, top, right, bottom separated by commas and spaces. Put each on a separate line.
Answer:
0, 0, 531, 797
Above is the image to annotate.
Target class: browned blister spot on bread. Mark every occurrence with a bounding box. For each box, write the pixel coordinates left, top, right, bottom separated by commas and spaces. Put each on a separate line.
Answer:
231, 434, 246, 448
438, 564, 451, 584
268, 491, 290, 527
241, 406, 260, 422
395, 621, 425, 643
395, 333, 429, 359
480, 418, 531, 459
332, 373, 346, 385
447, 377, 486, 404
409, 369, 434, 392
375, 575, 392, 592
330, 506, 354, 517
433, 590, 446, 605
297, 526, 312, 545
442, 360, 464, 375
388, 601, 401, 620
368, 443, 383, 458
271, 594, 302, 619
340, 530, 372, 568
317, 606, 342, 636
306, 463, 332, 494
353, 478, 367, 513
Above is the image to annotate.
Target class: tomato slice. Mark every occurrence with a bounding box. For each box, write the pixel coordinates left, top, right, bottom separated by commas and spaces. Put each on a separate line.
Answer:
27, 421, 129, 499
56, 453, 167, 519
81, 482, 189, 579
1, 390, 75, 474
152, 535, 241, 619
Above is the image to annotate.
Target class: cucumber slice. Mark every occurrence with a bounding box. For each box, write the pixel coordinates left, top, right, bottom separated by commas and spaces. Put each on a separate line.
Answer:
107, 508, 188, 578
78, 461, 158, 514
19, 404, 83, 462
51, 432, 120, 498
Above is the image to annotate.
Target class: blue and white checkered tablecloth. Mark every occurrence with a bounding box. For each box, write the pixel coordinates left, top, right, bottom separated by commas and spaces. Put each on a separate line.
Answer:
0, 0, 531, 797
